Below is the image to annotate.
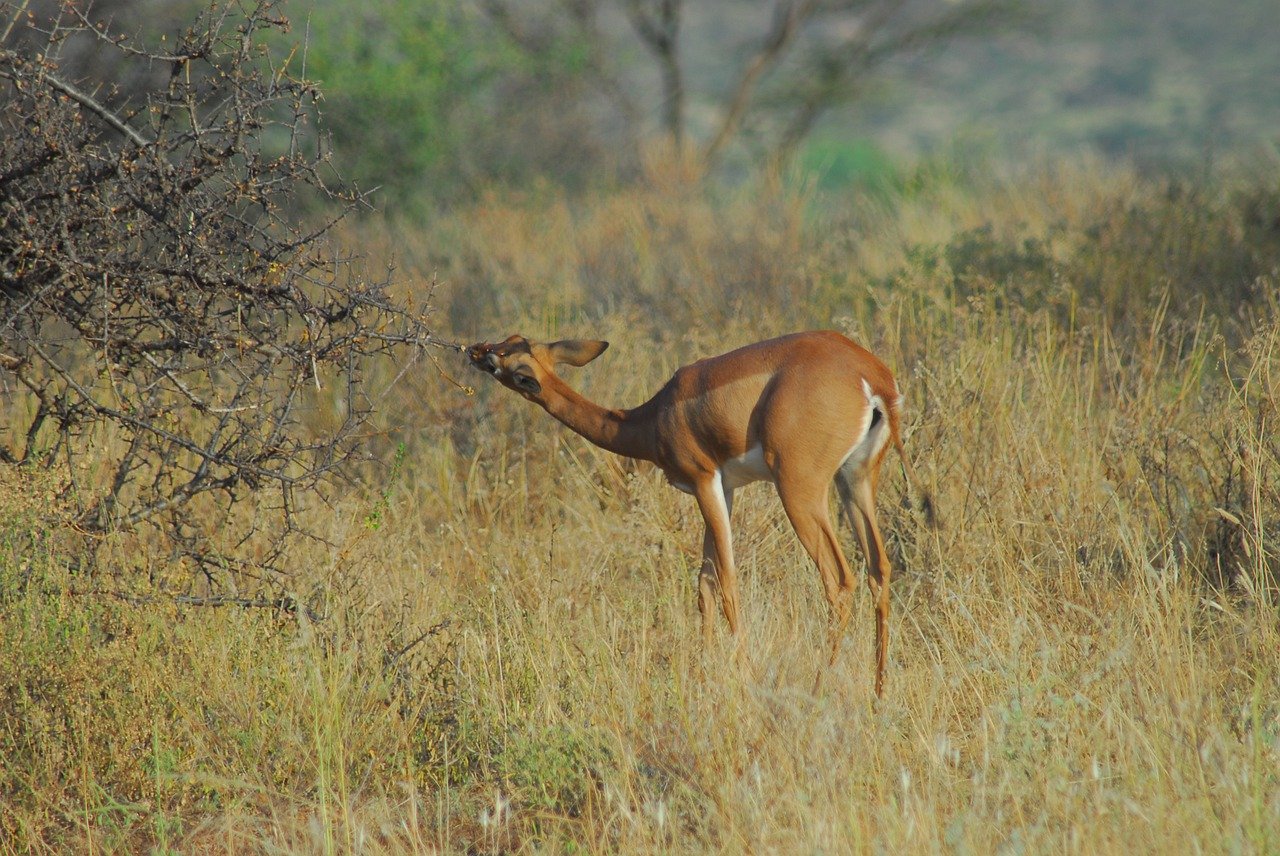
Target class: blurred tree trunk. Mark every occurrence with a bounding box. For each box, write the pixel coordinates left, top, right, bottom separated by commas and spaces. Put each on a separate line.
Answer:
625, 0, 685, 145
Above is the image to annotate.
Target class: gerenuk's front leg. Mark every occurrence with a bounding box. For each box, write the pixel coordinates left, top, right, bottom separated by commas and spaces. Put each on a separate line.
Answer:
698, 526, 719, 646
693, 475, 739, 637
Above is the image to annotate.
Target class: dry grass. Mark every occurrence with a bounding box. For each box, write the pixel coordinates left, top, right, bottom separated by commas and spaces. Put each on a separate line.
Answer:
2, 157, 1279, 854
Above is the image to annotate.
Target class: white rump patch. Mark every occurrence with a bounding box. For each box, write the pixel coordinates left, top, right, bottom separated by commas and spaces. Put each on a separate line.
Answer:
841, 377, 890, 474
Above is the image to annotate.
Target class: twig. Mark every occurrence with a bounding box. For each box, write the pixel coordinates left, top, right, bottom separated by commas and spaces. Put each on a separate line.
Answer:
69, 588, 326, 623
1, 0, 31, 46
386, 620, 451, 665
0, 49, 152, 149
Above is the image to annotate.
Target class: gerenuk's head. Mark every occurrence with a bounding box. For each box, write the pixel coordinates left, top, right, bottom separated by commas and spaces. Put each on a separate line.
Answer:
467, 335, 609, 401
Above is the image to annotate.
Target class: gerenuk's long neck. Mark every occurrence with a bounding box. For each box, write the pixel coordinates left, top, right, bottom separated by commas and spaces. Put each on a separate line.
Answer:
536, 372, 657, 463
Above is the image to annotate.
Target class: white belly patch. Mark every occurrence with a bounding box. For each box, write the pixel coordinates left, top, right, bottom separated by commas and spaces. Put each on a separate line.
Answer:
668, 478, 695, 495
721, 444, 773, 489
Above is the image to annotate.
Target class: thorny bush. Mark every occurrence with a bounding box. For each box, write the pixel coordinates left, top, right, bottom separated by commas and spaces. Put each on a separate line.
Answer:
0, 1, 444, 597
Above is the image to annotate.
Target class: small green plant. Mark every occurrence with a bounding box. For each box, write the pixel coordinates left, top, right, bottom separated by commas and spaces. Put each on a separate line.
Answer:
147, 726, 184, 855
494, 725, 610, 820
364, 442, 408, 531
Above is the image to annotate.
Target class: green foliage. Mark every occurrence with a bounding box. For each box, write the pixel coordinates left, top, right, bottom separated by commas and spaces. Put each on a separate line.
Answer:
296, 0, 488, 202
800, 137, 900, 192
293, 0, 610, 204
494, 725, 610, 819
364, 442, 408, 531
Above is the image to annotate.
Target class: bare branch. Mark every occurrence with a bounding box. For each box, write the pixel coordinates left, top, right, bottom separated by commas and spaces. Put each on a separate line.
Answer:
484, 0, 644, 129
0, 48, 151, 148
769, 0, 1020, 163
1, 0, 31, 45
63, 3, 213, 63
701, 0, 820, 168
70, 588, 326, 623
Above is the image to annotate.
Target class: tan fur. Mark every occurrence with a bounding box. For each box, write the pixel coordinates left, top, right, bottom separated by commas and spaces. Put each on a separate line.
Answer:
468, 330, 913, 696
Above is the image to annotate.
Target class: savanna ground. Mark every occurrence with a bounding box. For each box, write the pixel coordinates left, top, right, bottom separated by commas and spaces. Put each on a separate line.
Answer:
3, 155, 1280, 853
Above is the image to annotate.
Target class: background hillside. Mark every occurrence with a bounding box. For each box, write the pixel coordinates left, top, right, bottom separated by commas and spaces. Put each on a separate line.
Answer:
617, 0, 1280, 176
281, 0, 1280, 199
830, 0, 1280, 166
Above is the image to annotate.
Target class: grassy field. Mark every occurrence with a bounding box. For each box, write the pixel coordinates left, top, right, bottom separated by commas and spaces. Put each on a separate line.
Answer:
2, 156, 1279, 853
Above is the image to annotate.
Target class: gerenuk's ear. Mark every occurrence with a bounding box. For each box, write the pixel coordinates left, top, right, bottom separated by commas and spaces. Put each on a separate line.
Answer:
547, 339, 609, 367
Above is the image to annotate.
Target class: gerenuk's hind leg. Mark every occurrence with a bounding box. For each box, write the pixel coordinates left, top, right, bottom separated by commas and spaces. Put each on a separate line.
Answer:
775, 470, 858, 667
847, 474, 892, 697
